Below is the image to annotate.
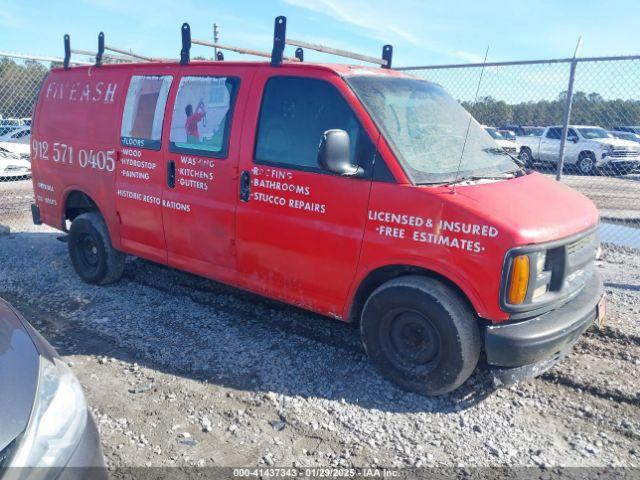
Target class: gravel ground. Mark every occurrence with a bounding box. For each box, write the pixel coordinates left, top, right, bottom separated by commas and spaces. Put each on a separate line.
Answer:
0, 228, 638, 471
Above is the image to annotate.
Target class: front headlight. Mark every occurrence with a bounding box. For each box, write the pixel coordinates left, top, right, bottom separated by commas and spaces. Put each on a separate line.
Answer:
600, 144, 614, 154
504, 250, 550, 306
9, 357, 87, 469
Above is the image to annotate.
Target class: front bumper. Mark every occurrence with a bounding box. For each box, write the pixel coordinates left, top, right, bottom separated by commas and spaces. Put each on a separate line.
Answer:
57, 412, 107, 480
485, 271, 603, 381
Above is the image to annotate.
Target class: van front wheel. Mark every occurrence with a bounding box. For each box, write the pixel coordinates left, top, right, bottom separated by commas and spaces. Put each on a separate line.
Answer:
68, 212, 124, 285
360, 276, 481, 396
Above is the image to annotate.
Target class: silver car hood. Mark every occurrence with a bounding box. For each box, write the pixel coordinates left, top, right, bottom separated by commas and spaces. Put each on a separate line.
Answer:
0, 300, 39, 453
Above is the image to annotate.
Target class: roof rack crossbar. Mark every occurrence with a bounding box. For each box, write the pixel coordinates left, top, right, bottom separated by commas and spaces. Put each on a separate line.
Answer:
96, 32, 105, 66
71, 48, 137, 63
285, 38, 388, 66
104, 44, 156, 62
191, 38, 300, 62
63, 34, 71, 69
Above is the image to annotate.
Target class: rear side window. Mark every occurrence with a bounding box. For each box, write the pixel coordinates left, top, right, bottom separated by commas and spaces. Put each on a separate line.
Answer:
546, 127, 562, 139
121, 75, 173, 150
169, 76, 239, 158
255, 77, 373, 172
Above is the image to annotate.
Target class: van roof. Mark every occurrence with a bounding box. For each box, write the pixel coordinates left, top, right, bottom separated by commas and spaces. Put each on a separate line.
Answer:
52, 59, 413, 79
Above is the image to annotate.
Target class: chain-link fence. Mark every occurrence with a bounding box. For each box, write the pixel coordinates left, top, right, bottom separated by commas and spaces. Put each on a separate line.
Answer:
0, 52, 639, 251
399, 55, 640, 251
0, 54, 50, 233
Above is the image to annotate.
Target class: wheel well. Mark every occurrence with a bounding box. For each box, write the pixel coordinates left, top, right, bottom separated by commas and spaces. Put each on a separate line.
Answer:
520, 146, 531, 153
348, 265, 476, 324
64, 191, 98, 227
579, 150, 595, 159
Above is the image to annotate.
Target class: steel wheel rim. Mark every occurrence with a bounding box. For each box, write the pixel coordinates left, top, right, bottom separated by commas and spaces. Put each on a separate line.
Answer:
78, 233, 99, 268
380, 308, 441, 374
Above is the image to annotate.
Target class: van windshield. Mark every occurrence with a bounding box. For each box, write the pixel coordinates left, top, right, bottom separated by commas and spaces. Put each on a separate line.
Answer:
346, 75, 518, 184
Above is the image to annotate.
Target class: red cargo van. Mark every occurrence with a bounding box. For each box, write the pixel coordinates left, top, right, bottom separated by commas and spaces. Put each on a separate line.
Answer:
30, 18, 604, 395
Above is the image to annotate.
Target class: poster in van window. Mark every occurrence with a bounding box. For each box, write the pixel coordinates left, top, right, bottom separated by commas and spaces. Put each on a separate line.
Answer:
169, 76, 237, 157
120, 75, 172, 150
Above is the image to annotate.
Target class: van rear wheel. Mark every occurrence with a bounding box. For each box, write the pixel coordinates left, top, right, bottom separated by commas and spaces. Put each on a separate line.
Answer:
360, 276, 481, 396
68, 212, 124, 285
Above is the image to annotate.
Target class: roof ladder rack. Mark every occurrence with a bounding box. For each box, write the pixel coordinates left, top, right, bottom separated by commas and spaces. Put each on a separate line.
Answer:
95, 32, 105, 66
180, 22, 191, 65
270, 15, 393, 68
63, 34, 71, 69
285, 37, 393, 68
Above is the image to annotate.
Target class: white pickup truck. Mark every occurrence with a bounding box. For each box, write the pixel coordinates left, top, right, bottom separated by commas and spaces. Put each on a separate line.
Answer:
517, 125, 640, 175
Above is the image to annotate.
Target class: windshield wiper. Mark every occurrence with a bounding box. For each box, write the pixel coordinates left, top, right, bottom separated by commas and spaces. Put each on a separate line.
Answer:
417, 171, 522, 187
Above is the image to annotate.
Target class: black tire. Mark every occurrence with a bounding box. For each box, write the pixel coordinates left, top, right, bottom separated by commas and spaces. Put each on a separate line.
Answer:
360, 276, 481, 396
577, 152, 597, 175
68, 212, 124, 285
519, 148, 534, 167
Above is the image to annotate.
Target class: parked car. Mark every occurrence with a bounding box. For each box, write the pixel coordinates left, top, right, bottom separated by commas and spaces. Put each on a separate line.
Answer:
0, 126, 30, 144
517, 125, 640, 175
29, 25, 604, 396
0, 298, 107, 475
0, 118, 22, 127
502, 124, 545, 137
0, 126, 20, 138
610, 130, 640, 143
498, 129, 517, 141
613, 125, 640, 135
0, 147, 31, 179
483, 126, 519, 155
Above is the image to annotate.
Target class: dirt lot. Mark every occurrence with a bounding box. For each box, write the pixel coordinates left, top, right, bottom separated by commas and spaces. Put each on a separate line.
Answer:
0, 226, 638, 471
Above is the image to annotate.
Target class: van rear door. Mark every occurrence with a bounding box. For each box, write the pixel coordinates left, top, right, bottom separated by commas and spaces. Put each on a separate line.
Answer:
160, 69, 249, 278
235, 70, 376, 316
117, 74, 173, 263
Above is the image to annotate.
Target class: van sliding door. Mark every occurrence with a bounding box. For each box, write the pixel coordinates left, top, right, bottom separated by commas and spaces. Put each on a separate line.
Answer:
116, 74, 173, 263
160, 72, 246, 279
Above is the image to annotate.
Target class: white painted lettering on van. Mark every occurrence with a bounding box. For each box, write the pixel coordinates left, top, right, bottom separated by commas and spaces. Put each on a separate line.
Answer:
44, 80, 118, 104
92, 82, 104, 101
104, 83, 117, 103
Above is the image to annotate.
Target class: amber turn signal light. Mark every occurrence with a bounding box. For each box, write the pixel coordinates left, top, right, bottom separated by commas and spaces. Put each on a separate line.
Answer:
507, 255, 530, 305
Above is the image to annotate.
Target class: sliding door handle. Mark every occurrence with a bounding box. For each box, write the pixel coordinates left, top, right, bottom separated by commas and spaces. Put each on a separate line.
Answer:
239, 170, 250, 202
167, 160, 176, 188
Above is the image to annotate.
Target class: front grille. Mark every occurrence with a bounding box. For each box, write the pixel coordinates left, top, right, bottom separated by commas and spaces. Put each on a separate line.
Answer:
567, 232, 596, 256
610, 148, 640, 158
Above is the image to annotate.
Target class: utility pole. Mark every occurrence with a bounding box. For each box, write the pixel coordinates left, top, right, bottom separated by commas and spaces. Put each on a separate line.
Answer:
213, 23, 219, 59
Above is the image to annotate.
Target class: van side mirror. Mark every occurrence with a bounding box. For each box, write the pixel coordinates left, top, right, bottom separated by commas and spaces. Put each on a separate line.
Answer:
317, 129, 364, 177
569, 135, 579, 143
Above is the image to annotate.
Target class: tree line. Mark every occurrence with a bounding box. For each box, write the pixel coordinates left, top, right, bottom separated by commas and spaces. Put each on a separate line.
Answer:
461, 93, 640, 129
1, 56, 639, 130
0, 58, 50, 119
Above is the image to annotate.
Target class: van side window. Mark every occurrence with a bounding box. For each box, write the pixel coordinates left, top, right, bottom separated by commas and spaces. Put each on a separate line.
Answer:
121, 75, 173, 150
255, 77, 374, 173
169, 76, 239, 158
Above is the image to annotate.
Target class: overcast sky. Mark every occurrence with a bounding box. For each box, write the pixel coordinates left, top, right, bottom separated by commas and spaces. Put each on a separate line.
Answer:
1, 0, 638, 67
